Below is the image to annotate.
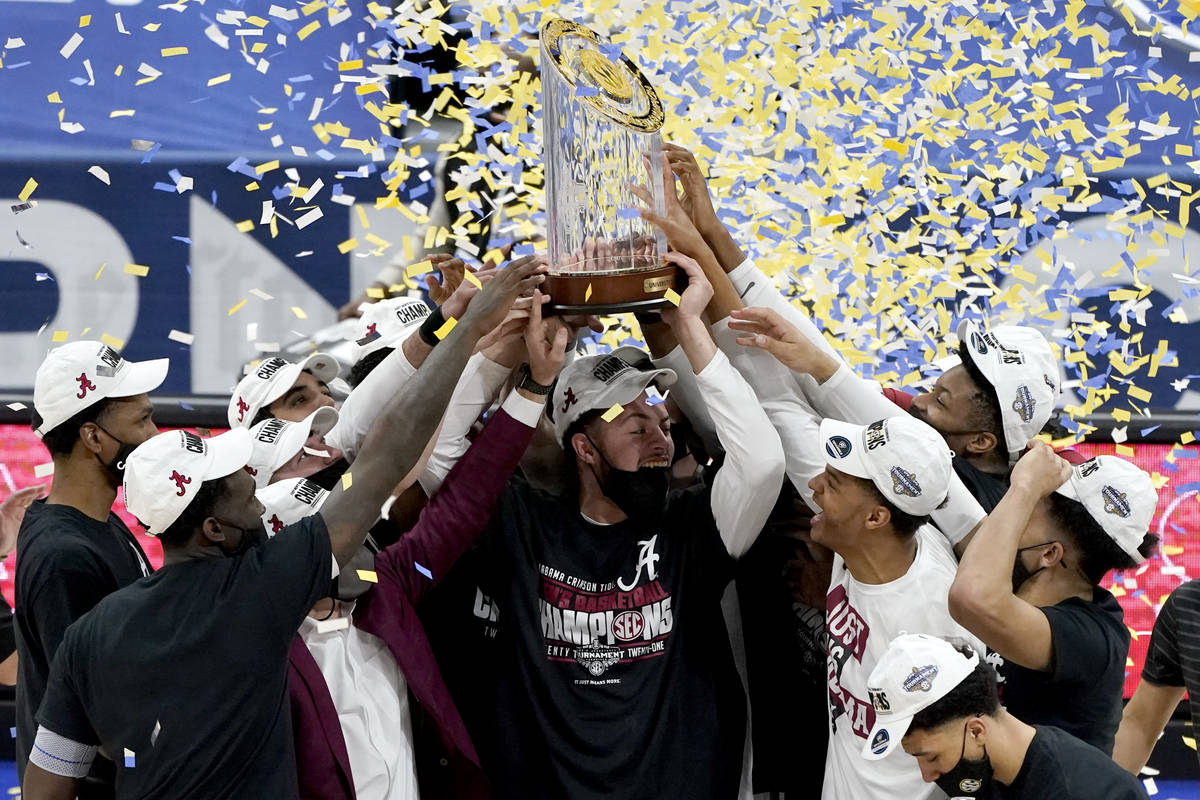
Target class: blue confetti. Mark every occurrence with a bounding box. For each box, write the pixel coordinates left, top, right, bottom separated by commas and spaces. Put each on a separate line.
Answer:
414, 562, 433, 580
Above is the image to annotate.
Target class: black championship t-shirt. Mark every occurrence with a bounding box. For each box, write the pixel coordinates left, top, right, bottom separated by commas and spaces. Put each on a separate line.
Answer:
993, 588, 1128, 754
480, 477, 746, 800
36, 515, 332, 800
1141, 579, 1200, 769
952, 456, 1009, 513
1001, 725, 1148, 799
15, 501, 152, 782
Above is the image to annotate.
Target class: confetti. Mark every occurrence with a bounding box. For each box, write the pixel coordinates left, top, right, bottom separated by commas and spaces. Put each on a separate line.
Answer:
167, 330, 193, 345
663, 289, 681, 307
88, 166, 110, 184
33, 463, 54, 478
123, 263, 149, 277
601, 403, 624, 423
17, 179, 36, 203
341, 472, 352, 490
159, 47, 188, 57
59, 33, 83, 59
355, 569, 378, 583
414, 562, 433, 580
434, 316, 457, 340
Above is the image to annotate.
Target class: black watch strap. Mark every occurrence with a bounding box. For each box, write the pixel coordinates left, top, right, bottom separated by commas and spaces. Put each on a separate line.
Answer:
516, 363, 553, 396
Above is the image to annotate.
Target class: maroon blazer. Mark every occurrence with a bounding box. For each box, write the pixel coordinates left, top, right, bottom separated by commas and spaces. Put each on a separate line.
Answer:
289, 407, 536, 800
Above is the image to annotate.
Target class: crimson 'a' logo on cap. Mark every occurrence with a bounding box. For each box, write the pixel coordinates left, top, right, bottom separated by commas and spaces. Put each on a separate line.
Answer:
561, 387, 579, 414
243, 465, 258, 477
76, 373, 97, 399
268, 514, 285, 534
356, 323, 380, 347
169, 470, 192, 496
236, 396, 250, 422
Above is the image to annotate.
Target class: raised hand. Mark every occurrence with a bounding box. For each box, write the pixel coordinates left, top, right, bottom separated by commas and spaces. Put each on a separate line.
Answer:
524, 289, 570, 385
662, 143, 721, 235
461, 254, 548, 337
633, 153, 710, 261
1010, 440, 1072, 500
660, 251, 713, 327
728, 306, 838, 381
426, 254, 467, 306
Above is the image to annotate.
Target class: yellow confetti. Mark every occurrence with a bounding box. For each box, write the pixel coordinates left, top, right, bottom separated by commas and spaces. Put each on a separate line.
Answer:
255, 160, 280, 175
463, 269, 482, 289
93, 263, 106, 280
109, 110, 135, 118
100, 333, 125, 350
51, 330, 68, 342
341, 472, 353, 490
338, 59, 363, 71
366, 286, 386, 299
356, 569, 378, 583
227, 299, 247, 316
1184, 736, 1197, 752
601, 403, 625, 422
291, 306, 307, 319
434, 317, 457, 340
47, 92, 61, 104
664, 288, 681, 306
235, 220, 254, 232
123, 263, 149, 277
79, 15, 91, 27
160, 47, 188, 57
297, 20, 320, 40
207, 74, 231, 87
585, 283, 593, 302
337, 238, 358, 254
18, 178, 36, 203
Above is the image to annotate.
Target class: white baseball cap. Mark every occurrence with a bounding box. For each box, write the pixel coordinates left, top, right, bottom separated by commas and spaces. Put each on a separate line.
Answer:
258, 476, 329, 536
862, 634, 981, 760
33, 341, 169, 437
820, 416, 954, 516
548, 346, 677, 446
1054, 455, 1156, 563
227, 353, 340, 429
123, 428, 253, 536
351, 297, 432, 362
245, 406, 339, 490
956, 320, 1059, 460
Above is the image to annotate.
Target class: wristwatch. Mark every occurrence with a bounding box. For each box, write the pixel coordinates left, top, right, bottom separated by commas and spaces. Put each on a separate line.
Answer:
516, 362, 553, 396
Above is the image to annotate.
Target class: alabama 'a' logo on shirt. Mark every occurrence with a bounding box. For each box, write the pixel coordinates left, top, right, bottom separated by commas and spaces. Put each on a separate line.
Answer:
537, 536, 674, 684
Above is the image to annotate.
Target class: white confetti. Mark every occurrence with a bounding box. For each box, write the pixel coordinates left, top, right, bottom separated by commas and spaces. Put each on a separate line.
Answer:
33, 463, 54, 478
295, 208, 323, 229
88, 166, 110, 185
167, 330, 193, 345
59, 33, 83, 59
315, 617, 349, 634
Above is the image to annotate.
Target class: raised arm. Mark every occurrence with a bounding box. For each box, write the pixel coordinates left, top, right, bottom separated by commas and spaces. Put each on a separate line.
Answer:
381, 296, 568, 604
319, 256, 546, 566
661, 252, 784, 558
948, 442, 1067, 671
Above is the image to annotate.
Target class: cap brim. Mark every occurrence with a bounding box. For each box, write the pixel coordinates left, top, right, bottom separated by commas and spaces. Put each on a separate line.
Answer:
108, 357, 170, 398
819, 418, 872, 479
862, 715, 915, 761
205, 428, 254, 481
300, 352, 339, 383
600, 367, 677, 410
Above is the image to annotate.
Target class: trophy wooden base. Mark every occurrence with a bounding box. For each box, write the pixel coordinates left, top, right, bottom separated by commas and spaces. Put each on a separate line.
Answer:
542, 263, 683, 316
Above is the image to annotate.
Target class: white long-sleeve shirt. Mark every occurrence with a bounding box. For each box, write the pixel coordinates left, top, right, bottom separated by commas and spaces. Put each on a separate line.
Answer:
324, 343, 512, 493
660, 347, 785, 559
709, 318, 825, 510
727, 258, 984, 546
299, 607, 419, 800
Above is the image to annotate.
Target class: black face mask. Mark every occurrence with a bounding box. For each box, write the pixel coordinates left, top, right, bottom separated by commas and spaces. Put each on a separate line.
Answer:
934, 720, 996, 799
1011, 541, 1057, 593
306, 458, 351, 491
214, 519, 269, 558
93, 423, 137, 484
585, 436, 669, 524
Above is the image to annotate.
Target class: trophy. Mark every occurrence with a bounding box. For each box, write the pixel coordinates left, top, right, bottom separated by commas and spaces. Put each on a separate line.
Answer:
540, 19, 680, 314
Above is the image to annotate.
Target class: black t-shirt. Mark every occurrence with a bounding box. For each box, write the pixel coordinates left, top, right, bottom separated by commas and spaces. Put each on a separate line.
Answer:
36, 515, 333, 799
994, 588, 1128, 754
952, 456, 1009, 513
15, 501, 152, 781
1141, 578, 1200, 768
734, 533, 827, 798
1002, 725, 1148, 799
480, 477, 745, 800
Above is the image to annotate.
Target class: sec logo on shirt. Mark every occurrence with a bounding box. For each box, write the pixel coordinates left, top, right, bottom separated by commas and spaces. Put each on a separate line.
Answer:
612, 610, 645, 642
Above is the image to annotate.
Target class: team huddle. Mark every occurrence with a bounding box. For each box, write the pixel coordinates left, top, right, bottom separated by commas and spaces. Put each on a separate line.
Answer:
8, 147, 1183, 800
